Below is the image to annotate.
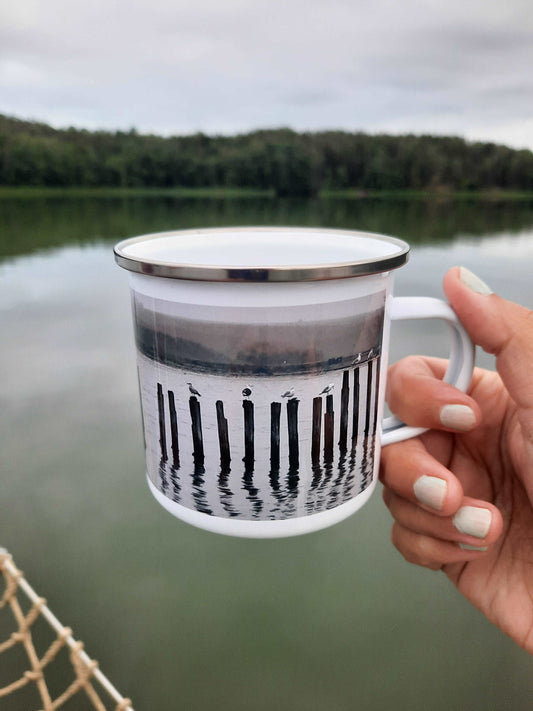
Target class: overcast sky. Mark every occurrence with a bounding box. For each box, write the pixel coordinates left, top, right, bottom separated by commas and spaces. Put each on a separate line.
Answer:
2, 0, 533, 149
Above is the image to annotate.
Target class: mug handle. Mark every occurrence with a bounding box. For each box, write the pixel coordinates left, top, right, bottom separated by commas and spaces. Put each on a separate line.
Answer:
381, 296, 475, 446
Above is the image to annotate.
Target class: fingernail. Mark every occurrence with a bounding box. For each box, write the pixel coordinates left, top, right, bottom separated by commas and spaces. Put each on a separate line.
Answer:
459, 267, 493, 295
440, 404, 477, 431
459, 543, 488, 552
453, 506, 492, 539
413, 475, 447, 511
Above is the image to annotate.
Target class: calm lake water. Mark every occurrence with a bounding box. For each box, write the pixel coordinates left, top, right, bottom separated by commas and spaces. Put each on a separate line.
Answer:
1, 193, 533, 711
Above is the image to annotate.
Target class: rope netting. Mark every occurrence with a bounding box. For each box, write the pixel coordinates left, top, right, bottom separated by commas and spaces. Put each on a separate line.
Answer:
0, 548, 134, 711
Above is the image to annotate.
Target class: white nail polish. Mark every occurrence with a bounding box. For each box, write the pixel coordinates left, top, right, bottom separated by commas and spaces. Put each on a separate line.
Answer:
459, 543, 488, 552
413, 475, 447, 511
440, 404, 477, 431
453, 506, 491, 539
459, 267, 493, 295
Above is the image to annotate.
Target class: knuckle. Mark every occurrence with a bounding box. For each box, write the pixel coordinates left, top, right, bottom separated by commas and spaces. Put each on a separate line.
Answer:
381, 486, 392, 507
415, 535, 436, 566
390, 522, 402, 548
386, 355, 428, 412
379, 444, 409, 482
392, 523, 440, 570
389, 355, 427, 382
427, 561, 443, 571
378, 447, 394, 473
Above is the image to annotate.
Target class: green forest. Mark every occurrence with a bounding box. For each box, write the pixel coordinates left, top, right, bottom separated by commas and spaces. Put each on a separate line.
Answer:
1, 113, 533, 196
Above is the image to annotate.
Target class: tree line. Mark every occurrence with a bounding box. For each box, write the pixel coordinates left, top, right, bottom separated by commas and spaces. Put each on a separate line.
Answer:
1, 113, 532, 195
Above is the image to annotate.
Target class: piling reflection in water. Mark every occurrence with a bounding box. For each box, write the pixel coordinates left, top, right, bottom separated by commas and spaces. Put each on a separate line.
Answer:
144, 353, 382, 522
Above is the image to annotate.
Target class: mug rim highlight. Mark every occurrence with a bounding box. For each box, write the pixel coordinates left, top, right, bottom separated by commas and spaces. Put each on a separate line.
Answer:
114, 226, 409, 282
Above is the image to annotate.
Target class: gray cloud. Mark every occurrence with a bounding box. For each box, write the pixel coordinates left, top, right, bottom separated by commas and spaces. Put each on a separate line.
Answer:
1, 0, 533, 148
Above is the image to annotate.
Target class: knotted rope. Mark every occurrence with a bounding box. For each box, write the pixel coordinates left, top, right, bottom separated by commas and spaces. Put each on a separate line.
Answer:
0, 548, 133, 711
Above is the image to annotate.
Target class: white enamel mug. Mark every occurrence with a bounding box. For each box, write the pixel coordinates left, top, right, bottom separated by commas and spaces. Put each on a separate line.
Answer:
114, 227, 474, 538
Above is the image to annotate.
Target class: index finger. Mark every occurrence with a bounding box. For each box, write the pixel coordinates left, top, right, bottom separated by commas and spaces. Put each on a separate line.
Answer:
386, 356, 482, 432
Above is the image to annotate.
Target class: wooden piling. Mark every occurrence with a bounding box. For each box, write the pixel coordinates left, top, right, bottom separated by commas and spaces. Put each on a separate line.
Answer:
189, 396, 204, 464
287, 398, 299, 470
339, 370, 349, 450
372, 357, 381, 437
216, 400, 231, 467
157, 383, 167, 461
324, 394, 334, 463
168, 390, 180, 468
364, 360, 374, 437
270, 402, 281, 470
243, 399, 255, 468
352, 368, 360, 443
311, 397, 322, 464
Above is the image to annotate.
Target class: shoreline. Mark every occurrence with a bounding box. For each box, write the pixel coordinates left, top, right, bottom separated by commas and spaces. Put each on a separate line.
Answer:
1, 186, 533, 201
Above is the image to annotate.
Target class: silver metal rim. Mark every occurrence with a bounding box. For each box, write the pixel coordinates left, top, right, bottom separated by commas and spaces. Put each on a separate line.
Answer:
114, 226, 410, 282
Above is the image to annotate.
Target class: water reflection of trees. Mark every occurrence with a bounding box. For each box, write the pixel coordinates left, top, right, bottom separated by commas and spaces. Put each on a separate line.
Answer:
1, 193, 533, 259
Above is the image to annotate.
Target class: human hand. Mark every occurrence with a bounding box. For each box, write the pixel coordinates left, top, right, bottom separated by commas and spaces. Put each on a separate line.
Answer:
380, 266, 533, 653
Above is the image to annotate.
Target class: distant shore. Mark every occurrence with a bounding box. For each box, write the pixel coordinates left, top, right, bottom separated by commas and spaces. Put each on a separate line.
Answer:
1, 186, 533, 201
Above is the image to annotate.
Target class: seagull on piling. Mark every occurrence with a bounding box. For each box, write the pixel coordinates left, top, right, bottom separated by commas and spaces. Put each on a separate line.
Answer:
242, 387, 252, 397
187, 382, 202, 397
320, 383, 334, 395
281, 388, 295, 399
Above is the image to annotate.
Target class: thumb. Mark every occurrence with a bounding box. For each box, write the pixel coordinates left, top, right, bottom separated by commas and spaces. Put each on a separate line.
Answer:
443, 266, 533, 409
